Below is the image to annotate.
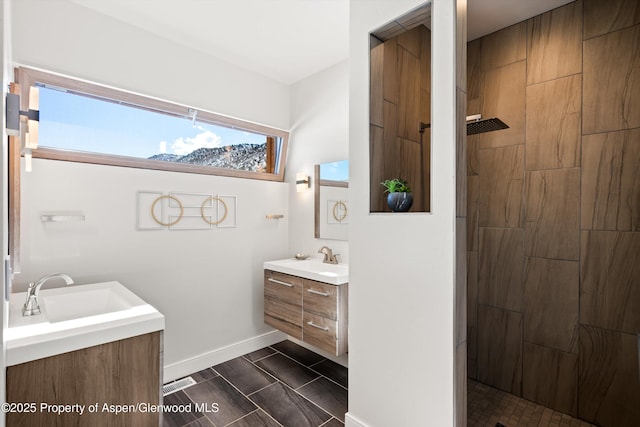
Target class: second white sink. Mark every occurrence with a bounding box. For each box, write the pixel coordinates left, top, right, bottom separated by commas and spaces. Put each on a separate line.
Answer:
264, 258, 348, 285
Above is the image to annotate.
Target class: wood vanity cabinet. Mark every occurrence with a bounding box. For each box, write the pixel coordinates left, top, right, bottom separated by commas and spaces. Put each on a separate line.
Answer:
6, 331, 162, 427
264, 270, 348, 355
264, 270, 304, 339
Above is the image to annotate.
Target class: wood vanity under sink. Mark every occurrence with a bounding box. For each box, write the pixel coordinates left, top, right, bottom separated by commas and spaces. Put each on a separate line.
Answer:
5, 281, 164, 427
264, 259, 348, 356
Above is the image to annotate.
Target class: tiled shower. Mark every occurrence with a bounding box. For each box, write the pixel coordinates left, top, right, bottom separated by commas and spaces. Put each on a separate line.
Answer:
466, 0, 640, 426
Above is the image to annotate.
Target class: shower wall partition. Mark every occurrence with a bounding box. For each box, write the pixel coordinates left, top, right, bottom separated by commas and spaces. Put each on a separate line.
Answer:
466, 1, 640, 426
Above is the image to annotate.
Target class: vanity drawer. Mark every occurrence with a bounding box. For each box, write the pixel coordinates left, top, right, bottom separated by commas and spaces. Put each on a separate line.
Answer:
264, 270, 303, 306
265, 298, 302, 339
303, 312, 338, 355
303, 280, 339, 320
264, 270, 303, 339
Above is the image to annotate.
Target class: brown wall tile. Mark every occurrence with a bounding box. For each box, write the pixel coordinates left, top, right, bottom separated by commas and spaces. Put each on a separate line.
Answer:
370, 125, 385, 211
397, 47, 421, 143
523, 258, 579, 353
457, 87, 467, 217
447, 8, 469, 424
467, 97, 480, 177
584, 0, 640, 40
397, 137, 423, 211
456, 0, 467, 93
467, 358, 477, 381
578, 325, 640, 426
479, 145, 525, 228
467, 136, 479, 177
467, 39, 481, 100
477, 305, 523, 395
583, 25, 640, 134
478, 228, 524, 312
456, 341, 467, 427
480, 22, 527, 71
526, 75, 582, 171
421, 26, 431, 93
456, 218, 467, 346
467, 175, 479, 251
580, 231, 640, 334
522, 342, 578, 416
526, 1, 583, 85
525, 168, 580, 260
467, 251, 478, 380
370, 43, 384, 127
397, 26, 421, 57
479, 61, 526, 149
383, 37, 398, 104
582, 129, 640, 231
420, 87, 431, 129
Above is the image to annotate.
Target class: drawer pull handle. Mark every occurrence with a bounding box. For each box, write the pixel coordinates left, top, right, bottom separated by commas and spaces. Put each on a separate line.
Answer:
307, 321, 330, 331
268, 278, 294, 288
307, 289, 329, 297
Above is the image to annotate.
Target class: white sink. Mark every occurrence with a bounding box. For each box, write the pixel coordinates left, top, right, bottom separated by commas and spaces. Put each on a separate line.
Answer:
41, 285, 134, 323
264, 258, 348, 285
7, 281, 164, 366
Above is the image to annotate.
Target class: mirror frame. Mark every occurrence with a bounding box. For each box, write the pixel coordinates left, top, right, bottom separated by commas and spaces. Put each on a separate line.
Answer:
314, 164, 349, 239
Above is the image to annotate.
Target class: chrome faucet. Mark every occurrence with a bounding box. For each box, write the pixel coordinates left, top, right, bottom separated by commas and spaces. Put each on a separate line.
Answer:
22, 273, 74, 316
318, 246, 339, 264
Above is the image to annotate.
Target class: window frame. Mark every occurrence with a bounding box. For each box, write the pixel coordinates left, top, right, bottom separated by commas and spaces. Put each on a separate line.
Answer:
17, 67, 289, 182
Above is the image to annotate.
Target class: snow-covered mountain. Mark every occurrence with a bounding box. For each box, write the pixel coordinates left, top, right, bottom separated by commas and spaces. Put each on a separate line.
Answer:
148, 143, 266, 172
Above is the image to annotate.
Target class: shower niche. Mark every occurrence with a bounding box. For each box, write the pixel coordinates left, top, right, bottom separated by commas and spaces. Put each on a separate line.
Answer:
369, 3, 432, 213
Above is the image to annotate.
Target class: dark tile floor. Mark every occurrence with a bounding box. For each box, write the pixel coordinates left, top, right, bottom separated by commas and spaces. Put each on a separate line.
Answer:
468, 380, 596, 427
163, 340, 347, 427
165, 340, 594, 427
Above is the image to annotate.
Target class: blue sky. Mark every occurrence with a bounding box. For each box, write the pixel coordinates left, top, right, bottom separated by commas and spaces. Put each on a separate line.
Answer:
39, 87, 267, 158
320, 160, 349, 181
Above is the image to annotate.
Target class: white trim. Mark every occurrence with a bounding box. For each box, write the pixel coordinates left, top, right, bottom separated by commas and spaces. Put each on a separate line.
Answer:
163, 330, 286, 382
345, 413, 370, 427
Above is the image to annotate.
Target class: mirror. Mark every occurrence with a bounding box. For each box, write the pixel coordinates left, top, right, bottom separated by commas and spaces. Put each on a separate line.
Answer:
314, 160, 349, 241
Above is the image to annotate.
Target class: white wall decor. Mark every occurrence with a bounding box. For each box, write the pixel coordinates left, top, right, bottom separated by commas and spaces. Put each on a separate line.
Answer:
137, 191, 237, 230
327, 200, 349, 224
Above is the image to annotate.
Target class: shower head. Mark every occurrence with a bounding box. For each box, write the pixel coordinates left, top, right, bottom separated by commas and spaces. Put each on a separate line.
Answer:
418, 115, 509, 136
466, 116, 509, 135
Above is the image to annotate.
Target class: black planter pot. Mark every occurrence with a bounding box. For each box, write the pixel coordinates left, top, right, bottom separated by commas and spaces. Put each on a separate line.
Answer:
386, 192, 413, 212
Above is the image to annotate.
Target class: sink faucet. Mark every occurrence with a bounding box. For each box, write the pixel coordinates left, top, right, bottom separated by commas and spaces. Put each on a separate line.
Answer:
23, 273, 74, 316
318, 246, 339, 264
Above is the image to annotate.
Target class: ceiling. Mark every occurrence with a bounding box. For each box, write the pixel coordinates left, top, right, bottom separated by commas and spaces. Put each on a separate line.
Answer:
71, 0, 575, 85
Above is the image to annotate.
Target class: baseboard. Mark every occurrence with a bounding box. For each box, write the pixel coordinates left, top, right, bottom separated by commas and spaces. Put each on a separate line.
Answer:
163, 330, 287, 382
345, 412, 370, 427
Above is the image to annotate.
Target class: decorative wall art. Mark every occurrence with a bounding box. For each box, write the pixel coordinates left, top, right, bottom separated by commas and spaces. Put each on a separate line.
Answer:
327, 200, 349, 224
137, 191, 237, 230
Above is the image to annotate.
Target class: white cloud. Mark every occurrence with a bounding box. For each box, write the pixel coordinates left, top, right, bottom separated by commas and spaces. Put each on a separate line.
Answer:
171, 130, 222, 155
159, 140, 167, 153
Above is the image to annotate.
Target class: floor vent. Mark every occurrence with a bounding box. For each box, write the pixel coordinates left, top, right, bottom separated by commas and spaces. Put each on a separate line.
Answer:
162, 376, 196, 396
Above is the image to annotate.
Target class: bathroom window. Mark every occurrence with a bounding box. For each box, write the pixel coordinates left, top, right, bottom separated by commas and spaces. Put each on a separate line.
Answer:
16, 67, 288, 181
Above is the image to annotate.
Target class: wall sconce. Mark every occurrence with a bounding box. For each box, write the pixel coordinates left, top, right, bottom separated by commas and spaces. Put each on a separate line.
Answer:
296, 173, 310, 192
6, 85, 39, 173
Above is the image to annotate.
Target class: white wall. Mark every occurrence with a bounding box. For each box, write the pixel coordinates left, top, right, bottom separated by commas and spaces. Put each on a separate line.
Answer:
20, 160, 289, 378
11, 0, 293, 380
287, 61, 349, 263
347, 0, 457, 426
11, 0, 290, 130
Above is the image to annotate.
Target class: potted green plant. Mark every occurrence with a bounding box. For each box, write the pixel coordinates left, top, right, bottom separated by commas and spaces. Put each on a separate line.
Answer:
381, 178, 413, 212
